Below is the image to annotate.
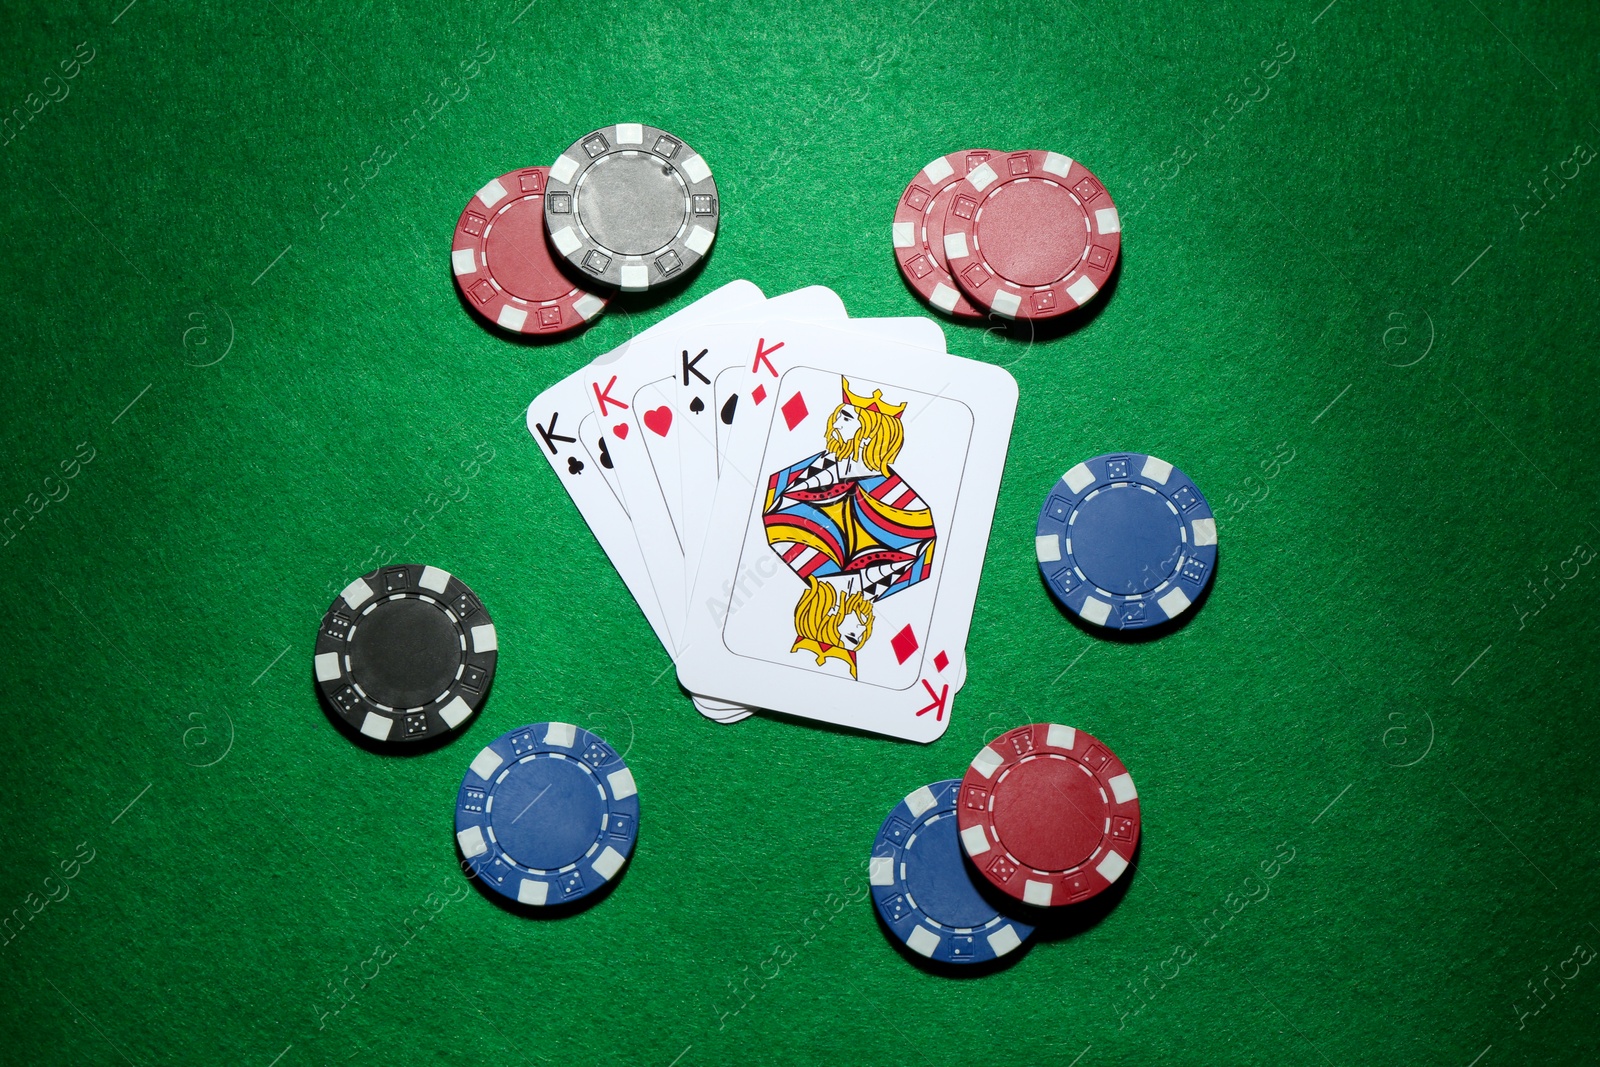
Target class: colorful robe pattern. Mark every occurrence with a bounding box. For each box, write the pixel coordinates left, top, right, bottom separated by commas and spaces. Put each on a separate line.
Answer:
763, 451, 936, 601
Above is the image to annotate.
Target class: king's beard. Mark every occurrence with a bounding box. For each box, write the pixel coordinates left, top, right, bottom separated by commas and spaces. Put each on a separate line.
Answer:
825, 427, 858, 463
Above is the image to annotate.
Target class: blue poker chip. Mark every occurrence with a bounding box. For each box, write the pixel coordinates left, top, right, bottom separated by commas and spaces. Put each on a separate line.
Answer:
869, 779, 1034, 964
1036, 452, 1217, 631
454, 722, 639, 908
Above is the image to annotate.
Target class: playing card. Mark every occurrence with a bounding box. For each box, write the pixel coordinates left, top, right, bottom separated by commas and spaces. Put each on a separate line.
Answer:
677, 321, 1018, 743
528, 283, 863, 725
666, 314, 948, 624
527, 280, 766, 722
593, 288, 851, 652
617, 287, 864, 723
526, 371, 678, 655
632, 288, 849, 585
560, 409, 744, 720
708, 316, 947, 475
569, 280, 766, 520
610, 310, 951, 663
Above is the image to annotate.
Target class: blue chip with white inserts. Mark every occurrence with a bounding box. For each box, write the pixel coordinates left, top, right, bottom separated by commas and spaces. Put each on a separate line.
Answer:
869, 779, 1033, 965
1036, 452, 1218, 631
455, 722, 639, 908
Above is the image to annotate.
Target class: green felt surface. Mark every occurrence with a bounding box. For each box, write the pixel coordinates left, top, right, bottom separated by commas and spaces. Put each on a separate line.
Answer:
2, 1, 1598, 1064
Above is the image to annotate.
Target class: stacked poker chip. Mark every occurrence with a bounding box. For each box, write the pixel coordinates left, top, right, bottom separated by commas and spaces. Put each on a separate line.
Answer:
869, 723, 1139, 969
451, 123, 721, 338
892, 148, 1121, 323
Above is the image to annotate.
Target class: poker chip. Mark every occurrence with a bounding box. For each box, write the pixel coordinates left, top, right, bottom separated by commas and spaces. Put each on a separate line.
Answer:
455, 722, 639, 908
942, 150, 1120, 320
957, 724, 1139, 907
870, 779, 1034, 964
314, 565, 497, 744
544, 123, 719, 292
891, 150, 1004, 319
1035, 452, 1217, 631
451, 166, 608, 335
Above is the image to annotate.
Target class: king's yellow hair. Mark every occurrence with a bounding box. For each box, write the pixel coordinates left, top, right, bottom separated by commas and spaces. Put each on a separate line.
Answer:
791, 577, 875, 675
824, 402, 904, 474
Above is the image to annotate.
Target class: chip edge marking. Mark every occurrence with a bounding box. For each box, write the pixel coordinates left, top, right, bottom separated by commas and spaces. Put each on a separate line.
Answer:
341, 577, 375, 610
1109, 772, 1137, 804
988, 924, 1023, 957
1097, 850, 1130, 884
905, 784, 938, 817
607, 767, 638, 800
456, 825, 488, 859
592, 845, 626, 881
469, 746, 504, 781
1063, 463, 1095, 494
313, 651, 342, 682
906, 925, 940, 958
439, 696, 473, 729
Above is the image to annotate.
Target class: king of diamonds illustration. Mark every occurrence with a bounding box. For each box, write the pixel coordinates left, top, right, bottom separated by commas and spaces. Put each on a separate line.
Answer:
762, 378, 937, 677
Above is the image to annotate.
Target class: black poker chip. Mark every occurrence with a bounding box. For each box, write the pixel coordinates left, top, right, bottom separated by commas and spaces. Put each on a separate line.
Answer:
314, 564, 497, 744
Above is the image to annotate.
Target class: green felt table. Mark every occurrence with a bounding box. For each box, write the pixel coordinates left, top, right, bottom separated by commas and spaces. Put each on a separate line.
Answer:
3, 0, 1598, 1064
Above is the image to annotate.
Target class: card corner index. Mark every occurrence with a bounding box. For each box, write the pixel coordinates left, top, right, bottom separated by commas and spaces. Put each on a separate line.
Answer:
525, 391, 555, 439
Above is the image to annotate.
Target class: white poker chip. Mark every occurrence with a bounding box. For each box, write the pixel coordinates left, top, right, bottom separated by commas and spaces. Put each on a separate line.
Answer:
544, 123, 720, 292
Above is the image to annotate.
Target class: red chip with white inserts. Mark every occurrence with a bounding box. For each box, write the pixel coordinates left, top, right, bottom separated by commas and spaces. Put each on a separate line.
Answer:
451, 166, 607, 336
956, 723, 1140, 907
942, 150, 1120, 321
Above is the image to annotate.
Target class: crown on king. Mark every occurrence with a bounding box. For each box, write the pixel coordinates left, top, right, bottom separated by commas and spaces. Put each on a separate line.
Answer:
841, 377, 907, 418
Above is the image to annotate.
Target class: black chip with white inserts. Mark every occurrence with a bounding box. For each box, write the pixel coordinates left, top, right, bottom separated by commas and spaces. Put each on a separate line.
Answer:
314, 564, 497, 744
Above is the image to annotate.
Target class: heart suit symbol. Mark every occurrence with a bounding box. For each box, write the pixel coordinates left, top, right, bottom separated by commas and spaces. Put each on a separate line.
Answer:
643, 406, 673, 437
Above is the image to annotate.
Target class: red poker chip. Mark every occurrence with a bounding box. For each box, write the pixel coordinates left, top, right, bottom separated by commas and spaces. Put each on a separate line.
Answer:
891, 149, 1006, 320
956, 723, 1139, 907
451, 166, 607, 336
941, 150, 1121, 321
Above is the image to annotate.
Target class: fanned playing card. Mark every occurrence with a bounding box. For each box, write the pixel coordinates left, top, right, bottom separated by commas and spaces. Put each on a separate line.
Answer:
526, 280, 765, 722
526, 281, 952, 729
